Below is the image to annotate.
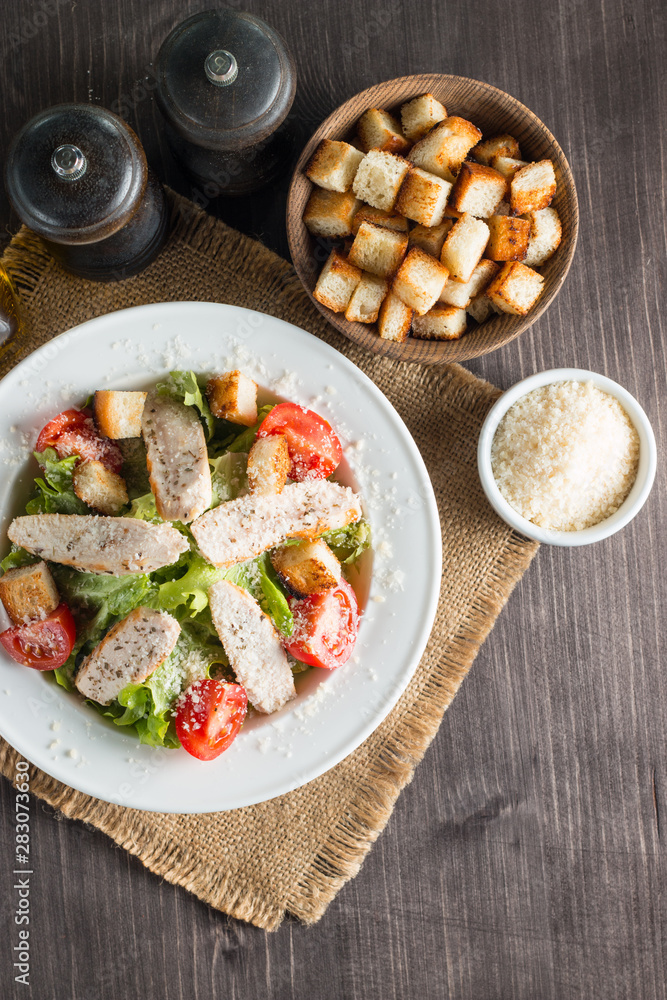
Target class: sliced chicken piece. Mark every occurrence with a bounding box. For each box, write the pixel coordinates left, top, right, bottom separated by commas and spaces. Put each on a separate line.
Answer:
191, 480, 362, 568
141, 392, 212, 524
8, 514, 189, 575
208, 580, 295, 714
75, 607, 181, 705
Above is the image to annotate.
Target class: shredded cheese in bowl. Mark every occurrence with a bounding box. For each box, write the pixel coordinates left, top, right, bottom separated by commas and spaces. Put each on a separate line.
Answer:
491, 380, 640, 531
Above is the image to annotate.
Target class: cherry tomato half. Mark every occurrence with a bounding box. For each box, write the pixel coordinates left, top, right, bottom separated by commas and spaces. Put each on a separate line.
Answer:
284, 578, 360, 670
174, 678, 248, 761
36, 408, 123, 473
256, 402, 343, 481
0, 603, 76, 670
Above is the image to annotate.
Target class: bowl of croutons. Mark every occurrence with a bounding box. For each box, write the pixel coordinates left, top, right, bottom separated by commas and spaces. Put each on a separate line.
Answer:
287, 74, 578, 363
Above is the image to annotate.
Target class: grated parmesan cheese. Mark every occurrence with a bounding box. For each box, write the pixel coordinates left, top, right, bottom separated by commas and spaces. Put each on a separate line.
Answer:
491, 380, 639, 531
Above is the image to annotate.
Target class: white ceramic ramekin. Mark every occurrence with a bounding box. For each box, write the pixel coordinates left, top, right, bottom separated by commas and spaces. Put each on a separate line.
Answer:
477, 368, 657, 546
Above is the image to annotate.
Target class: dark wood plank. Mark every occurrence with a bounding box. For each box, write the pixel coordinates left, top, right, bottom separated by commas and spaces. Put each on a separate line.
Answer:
1, 1, 665, 998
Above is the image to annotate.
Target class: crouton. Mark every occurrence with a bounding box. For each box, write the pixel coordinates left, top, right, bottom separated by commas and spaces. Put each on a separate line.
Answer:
522, 207, 562, 266
313, 250, 363, 313
351, 204, 409, 235
270, 538, 341, 598
347, 221, 408, 278
408, 220, 453, 257
93, 390, 146, 439
490, 155, 529, 197
439, 259, 499, 308
356, 108, 411, 154
448, 161, 507, 218
345, 272, 389, 323
510, 160, 557, 215
395, 167, 453, 226
400, 93, 448, 141
486, 261, 545, 315
440, 213, 490, 282
392, 248, 449, 315
377, 292, 413, 343
247, 436, 290, 496
305, 139, 364, 192
466, 294, 495, 324
352, 150, 412, 212
302, 188, 361, 238
408, 117, 482, 183
206, 370, 258, 426
485, 215, 531, 261
72, 460, 129, 515
471, 134, 521, 165
0, 561, 59, 624
412, 305, 467, 340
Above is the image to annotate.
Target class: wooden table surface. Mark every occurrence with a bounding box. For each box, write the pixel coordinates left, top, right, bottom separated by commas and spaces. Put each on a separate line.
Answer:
1, 1, 664, 998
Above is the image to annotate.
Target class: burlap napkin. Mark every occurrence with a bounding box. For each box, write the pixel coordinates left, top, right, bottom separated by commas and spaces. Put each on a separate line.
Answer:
0, 191, 538, 929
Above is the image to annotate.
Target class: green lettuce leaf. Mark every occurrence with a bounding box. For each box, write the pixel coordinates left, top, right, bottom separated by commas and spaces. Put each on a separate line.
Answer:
225, 403, 275, 453
26, 449, 89, 515
1, 546, 38, 573
118, 438, 150, 499
224, 552, 293, 637
156, 370, 215, 440
323, 519, 372, 564
101, 682, 180, 748
155, 552, 225, 616
125, 491, 162, 523
209, 452, 248, 507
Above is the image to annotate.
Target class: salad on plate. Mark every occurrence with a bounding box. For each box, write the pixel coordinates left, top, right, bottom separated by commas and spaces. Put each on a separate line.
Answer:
0, 369, 370, 761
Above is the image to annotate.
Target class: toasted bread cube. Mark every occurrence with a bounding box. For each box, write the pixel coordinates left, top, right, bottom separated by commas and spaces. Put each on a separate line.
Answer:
271, 538, 341, 598
471, 134, 521, 166
490, 155, 529, 196
485, 215, 531, 261
466, 294, 494, 324
94, 390, 146, 439
305, 139, 364, 192
352, 150, 411, 212
522, 207, 562, 267
247, 436, 290, 497
449, 162, 507, 218
377, 292, 413, 342
486, 262, 545, 315
303, 188, 361, 238
412, 305, 467, 340
510, 160, 557, 215
439, 259, 499, 308
0, 561, 59, 624
356, 108, 411, 155
347, 221, 408, 278
395, 167, 453, 226
440, 213, 490, 283
392, 248, 449, 315
72, 459, 129, 516
408, 117, 482, 183
345, 272, 389, 323
400, 93, 448, 141
312, 249, 363, 313
351, 205, 409, 235
207, 370, 258, 425
408, 220, 453, 257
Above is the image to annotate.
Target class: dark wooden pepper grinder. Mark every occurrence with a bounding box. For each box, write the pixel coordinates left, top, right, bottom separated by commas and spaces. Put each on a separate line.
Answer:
5, 104, 168, 282
154, 9, 297, 197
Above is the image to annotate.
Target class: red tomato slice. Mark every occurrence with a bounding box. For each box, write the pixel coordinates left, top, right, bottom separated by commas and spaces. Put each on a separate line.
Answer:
36, 408, 123, 473
0, 604, 76, 670
36, 408, 90, 452
284, 578, 360, 670
256, 402, 342, 481
174, 678, 247, 761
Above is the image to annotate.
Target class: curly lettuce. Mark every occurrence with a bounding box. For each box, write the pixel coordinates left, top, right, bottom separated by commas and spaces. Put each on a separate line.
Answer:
156, 370, 215, 440
26, 449, 88, 515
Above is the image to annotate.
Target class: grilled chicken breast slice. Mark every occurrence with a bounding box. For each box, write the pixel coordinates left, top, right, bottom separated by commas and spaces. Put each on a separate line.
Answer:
191, 480, 362, 568
7, 514, 189, 575
208, 580, 295, 714
142, 392, 212, 524
75, 607, 181, 705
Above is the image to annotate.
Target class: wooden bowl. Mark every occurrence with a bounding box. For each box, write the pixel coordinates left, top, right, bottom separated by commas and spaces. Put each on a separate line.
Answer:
287, 74, 579, 364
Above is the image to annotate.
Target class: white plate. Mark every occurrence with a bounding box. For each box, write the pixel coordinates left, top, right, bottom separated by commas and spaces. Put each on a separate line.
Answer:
0, 303, 441, 812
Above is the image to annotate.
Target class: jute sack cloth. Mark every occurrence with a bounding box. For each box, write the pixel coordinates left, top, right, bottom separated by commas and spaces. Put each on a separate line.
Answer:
0, 191, 538, 930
